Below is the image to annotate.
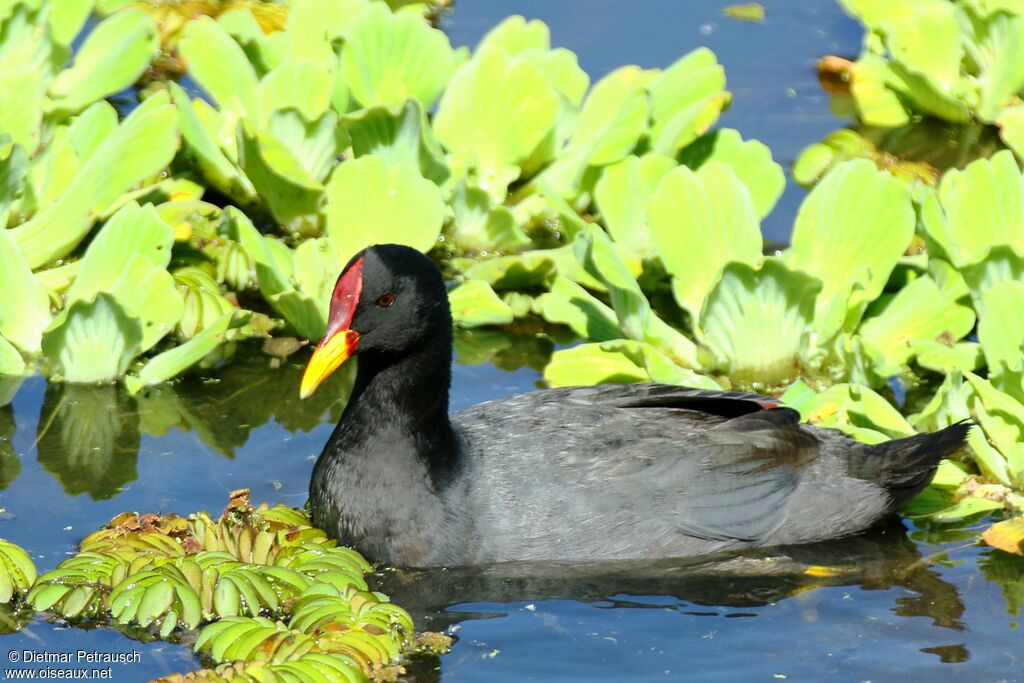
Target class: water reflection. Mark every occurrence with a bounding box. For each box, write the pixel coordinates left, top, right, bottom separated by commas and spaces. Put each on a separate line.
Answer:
26, 350, 355, 499
377, 520, 966, 634
37, 384, 140, 500
0, 401, 18, 491
980, 549, 1024, 617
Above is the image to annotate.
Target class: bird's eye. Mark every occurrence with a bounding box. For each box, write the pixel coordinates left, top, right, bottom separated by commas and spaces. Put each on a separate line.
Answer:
376, 292, 396, 308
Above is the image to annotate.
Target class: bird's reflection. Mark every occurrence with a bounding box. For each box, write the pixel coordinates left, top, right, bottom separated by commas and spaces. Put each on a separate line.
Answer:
375, 518, 965, 641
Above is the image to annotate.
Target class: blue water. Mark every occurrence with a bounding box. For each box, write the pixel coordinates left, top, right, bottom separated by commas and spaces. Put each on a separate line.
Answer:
2, 2, 1023, 682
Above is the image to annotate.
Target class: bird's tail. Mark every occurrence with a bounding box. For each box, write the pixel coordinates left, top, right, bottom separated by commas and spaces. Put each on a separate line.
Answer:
851, 421, 972, 508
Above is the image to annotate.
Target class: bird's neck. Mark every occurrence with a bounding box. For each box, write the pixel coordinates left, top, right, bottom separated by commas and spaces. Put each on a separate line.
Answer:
335, 339, 457, 470
310, 339, 459, 566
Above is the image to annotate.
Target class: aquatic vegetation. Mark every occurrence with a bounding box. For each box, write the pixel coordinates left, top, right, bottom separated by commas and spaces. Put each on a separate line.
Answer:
22, 490, 445, 680
0, 540, 36, 604
532, 159, 973, 392
0, 0, 749, 382
834, 0, 1024, 143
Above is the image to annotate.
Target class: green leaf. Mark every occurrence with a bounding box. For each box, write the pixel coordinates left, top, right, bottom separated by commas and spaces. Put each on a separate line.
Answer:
67, 101, 119, 163
265, 109, 340, 183
576, 226, 699, 368
169, 82, 255, 202
0, 336, 24, 376
0, 138, 27, 228
48, 0, 95, 47
325, 155, 444, 265
997, 103, 1024, 157
786, 382, 915, 438
0, 540, 36, 603
237, 120, 324, 232
922, 150, 1024, 267
48, 8, 158, 114
342, 99, 449, 185
677, 129, 785, 218
544, 340, 720, 388
535, 276, 620, 341
0, 70, 44, 151
477, 15, 550, 54
700, 259, 820, 387
788, 159, 914, 340
911, 494, 1004, 523
978, 280, 1024, 371
912, 340, 983, 373
127, 312, 235, 393
837, 0, 916, 28
858, 276, 975, 372
340, 2, 457, 109
41, 294, 143, 383
0, 225, 51, 353
647, 47, 729, 155
973, 13, 1024, 123
257, 60, 332, 124
9, 92, 180, 269
567, 65, 650, 165
448, 280, 514, 328
849, 56, 913, 127
65, 202, 173, 301
435, 44, 560, 199
647, 162, 761, 318
448, 182, 528, 253
886, 3, 962, 94
179, 16, 260, 117
232, 208, 326, 340
594, 154, 675, 257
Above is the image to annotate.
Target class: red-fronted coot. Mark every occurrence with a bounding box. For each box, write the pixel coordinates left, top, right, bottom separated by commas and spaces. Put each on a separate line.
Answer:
300, 244, 970, 567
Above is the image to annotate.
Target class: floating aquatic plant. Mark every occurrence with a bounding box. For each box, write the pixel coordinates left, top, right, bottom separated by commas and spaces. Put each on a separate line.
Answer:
22, 490, 446, 681
805, 0, 1024, 162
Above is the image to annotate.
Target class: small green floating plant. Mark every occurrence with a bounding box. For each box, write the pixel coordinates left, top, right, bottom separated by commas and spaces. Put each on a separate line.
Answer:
1, 490, 448, 682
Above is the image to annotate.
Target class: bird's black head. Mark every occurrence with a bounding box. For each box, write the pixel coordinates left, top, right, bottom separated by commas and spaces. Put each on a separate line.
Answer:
300, 244, 451, 398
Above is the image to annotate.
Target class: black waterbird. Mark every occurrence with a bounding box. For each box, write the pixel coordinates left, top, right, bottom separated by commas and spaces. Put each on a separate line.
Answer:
300, 244, 969, 567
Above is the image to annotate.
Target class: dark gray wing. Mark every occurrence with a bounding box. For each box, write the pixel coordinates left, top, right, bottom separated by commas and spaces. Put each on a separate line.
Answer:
668, 408, 818, 541
566, 404, 819, 544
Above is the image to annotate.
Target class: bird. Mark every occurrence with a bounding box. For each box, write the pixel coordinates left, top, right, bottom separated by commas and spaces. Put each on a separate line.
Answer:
299, 244, 970, 568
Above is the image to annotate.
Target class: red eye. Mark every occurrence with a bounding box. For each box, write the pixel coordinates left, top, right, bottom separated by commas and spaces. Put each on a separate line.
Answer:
376, 292, 396, 308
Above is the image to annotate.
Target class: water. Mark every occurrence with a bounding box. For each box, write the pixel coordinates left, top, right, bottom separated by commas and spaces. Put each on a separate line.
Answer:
3, 1, 1024, 681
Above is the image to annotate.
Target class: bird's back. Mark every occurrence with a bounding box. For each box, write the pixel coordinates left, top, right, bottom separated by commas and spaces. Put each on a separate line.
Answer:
443, 385, 967, 565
